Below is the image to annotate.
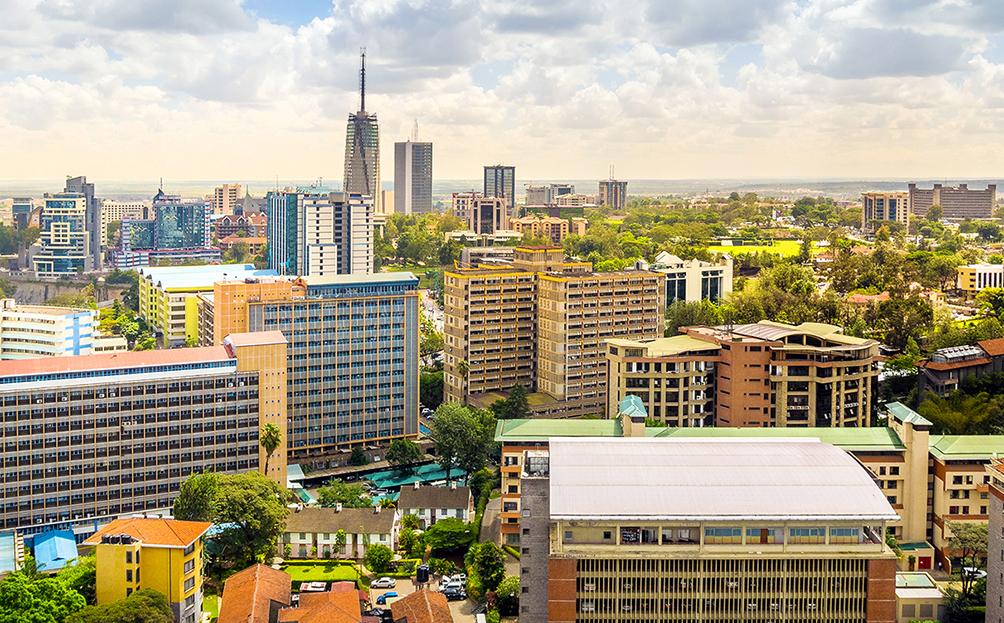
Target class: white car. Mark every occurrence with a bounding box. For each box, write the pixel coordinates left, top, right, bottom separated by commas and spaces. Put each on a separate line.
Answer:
962, 567, 987, 579
371, 577, 397, 588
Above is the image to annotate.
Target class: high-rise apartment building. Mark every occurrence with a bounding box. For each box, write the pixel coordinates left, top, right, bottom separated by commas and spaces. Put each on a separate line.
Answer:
598, 178, 628, 211
483, 165, 515, 211
12, 197, 33, 229
0, 331, 287, 535
652, 251, 733, 303
64, 176, 101, 270
33, 193, 89, 277
510, 215, 587, 244
344, 51, 381, 213
0, 299, 98, 359
451, 192, 509, 234
99, 200, 148, 246
267, 190, 373, 277
517, 435, 900, 623
443, 247, 664, 417
212, 183, 243, 215
394, 140, 433, 215
524, 183, 575, 207
862, 191, 910, 230
909, 183, 997, 219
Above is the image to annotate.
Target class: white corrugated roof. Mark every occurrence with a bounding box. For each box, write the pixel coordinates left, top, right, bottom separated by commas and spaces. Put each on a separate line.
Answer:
547, 437, 899, 521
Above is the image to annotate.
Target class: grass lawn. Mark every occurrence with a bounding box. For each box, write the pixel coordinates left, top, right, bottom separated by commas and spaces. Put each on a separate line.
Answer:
382, 263, 440, 289
202, 594, 220, 621
708, 240, 808, 257
280, 561, 361, 583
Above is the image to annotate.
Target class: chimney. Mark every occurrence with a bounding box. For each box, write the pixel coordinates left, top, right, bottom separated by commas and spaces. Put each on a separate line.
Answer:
335, 503, 343, 513
450, 482, 457, 490
374, 505, 381, 514
413, 481, 420, 490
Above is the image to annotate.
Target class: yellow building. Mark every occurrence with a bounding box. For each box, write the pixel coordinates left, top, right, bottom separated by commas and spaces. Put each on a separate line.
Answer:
138, 264, 279, 347
86, 517, 212, 623
956, 263, 1004, 295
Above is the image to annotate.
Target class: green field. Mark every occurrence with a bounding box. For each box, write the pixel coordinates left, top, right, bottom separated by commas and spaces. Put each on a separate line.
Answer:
202, 594, 219, 620
707, 240, 806, 257
382, 264, 440, 289
280, 561, 361, 583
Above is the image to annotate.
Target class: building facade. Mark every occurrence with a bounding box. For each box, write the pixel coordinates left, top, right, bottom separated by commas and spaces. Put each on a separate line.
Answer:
483, 165, 515, 211
396, 483, 474, 529
12, 197, 33, 229
214, 212, 267, 239
282, 506, 396, 559
64, 176, 101, 270
0, 299, 97, 359
99, 200, 148, 246
451, 192, 509, 235
652, 251, 733, 303
909, 183, 997, 219
862, 191, 910, 231
394, 141, 433, 215
212, 183, 242, 215
957, 263, 1004, 295
510, 215, 587, 244
0, 332, 287, 535
33, 193, 89, 277
344, 52, 381, 214
917, 339, 1004, 396
987, 458, 1004, 622
598, 179, 628, 211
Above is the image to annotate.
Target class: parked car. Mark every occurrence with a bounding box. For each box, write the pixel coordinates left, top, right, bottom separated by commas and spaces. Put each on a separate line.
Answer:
443, 587, 467, 601
440, 581, 463, 593
453, 573, 467, 583
963, 567, 988, 579
375, 592, 399, 605
371, 577, 396, 588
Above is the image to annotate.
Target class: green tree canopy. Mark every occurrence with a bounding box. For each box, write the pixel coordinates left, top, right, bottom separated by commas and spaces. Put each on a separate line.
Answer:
316, 479, 372, 508
65, 589, 173, 623
496, 575, 520, 616
0, 566, 86, 623
363, 544, 394, 573
385, 438, 423, 468
260, 423, 282, 475
470, 542, 506, 592
422, 517, 475, 553
947, 521, 988, 598
429, 403, 497, 481
55, 556, 96, 605
490, 385, 532, 420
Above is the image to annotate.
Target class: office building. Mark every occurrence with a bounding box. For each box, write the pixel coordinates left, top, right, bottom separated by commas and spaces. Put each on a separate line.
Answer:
517, 435, 899, 623
394, 140, 433, 214
483, 165, 515, 210
0, 331, 288, 535
33, 193, 89, 277
525, 183, 575, 207
212, 183, 242, 215
957, 263, 1004, 295
138, 263, 277, 346
459, 246, 516, 268
918, 338, 1004, 396
909, 183, 996, 219
12, 197, 33, 229
99, 200, 148, 246
451, 192, 509, 234
652, 251, 733, 303
86, 517, 212, 623
444, 247, 663, 418
64, 176, 101, 270
267, 190, 373, 277
862, 191, 910, 231
214, 212, 267, 239
114, 192, 216, 268
0, 299, 97, 359
200, 273, 419, 462
598, 178, 628, 211
510, 215, 587, 244
344, 51, 381, 213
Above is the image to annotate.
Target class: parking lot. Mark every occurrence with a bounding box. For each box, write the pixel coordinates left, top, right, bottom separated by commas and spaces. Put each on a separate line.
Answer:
368, 576, 478, 621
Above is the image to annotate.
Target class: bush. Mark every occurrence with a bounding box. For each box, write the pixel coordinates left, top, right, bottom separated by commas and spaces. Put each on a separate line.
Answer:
427, 557, 459, 577
363, 544, 393, 573
496, 575, 520, 615
486, 609, 501, 623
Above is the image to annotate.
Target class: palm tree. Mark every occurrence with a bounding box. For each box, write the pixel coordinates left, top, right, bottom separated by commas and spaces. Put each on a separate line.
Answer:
260, 423, 282, 475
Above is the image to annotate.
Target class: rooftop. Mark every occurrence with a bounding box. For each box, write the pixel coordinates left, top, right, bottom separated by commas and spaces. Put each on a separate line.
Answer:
140, 264, 277, 290
283, 507, 395, 535
390, 590, 453, 623
618, 395, 647, 419
84, 517, 212, 548
929, 434, 1004, 461
607, 334, 721, 356
547, 437, 899, 521
397, 485, 471, 511
33, 530, 77, 572
219, 563, 291, 623
224, 330, 288, 349
299, 272, 419, 287
978, 337, 1004, 357
895, 572, 943, 600
886, 402, 933, 428
727, 320, 875, 346
0, 346, 231, 377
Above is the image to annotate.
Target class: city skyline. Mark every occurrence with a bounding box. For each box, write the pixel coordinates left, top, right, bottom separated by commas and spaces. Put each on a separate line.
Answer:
2, 1, 1004, 181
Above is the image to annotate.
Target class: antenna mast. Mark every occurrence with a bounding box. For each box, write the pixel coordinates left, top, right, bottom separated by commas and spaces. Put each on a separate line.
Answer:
359, 47, 366, 112
412, 119, 419, 142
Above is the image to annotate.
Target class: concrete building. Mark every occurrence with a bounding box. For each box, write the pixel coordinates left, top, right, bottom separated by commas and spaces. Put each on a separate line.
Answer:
64, 176, 101, 270
0, 299, 98, 359
895, 572, 944, 622
459, 246, 516, 268
598, 179, 628, 211
483, 165, 515, 211
957, 263, 1004, 295
0, 332, 288, 536
652, 251, 733, 303
12, 197, 33, 229
555, 193, 594, 208
396, 483, 473, 529
99, 199, 148, 246
214, 212, 267, 239
987, 457, 1004, 622
517, 435, 899, 623
115, 195, 216, 268
87, 517, 212, 623
525, 183, 575, 206
443, 247, 664, 418
918, 338, 1004, 396
394, 140, 433, 215
281, 506, 396, 559
267, 190, 373, 277
344, 51, 381, 214
862, 191, 910, 231
451, 192, 509, 235
137, 263, 277, 346
909, 183, 997, 219
510, 215, 587, 244
212, 183, 243, 215
33, 193, 89, 277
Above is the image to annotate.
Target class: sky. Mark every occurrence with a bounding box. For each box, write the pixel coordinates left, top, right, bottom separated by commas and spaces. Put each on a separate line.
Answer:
3, 0, 1004, 183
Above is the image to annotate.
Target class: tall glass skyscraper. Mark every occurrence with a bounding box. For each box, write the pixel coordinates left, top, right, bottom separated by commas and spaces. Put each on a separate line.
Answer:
484, 164, 516, 211
394, 140, 433, 214
344, 51, 381, 212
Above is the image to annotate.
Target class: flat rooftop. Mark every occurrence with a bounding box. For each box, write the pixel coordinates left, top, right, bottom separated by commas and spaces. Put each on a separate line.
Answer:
140, 264, 277, 289
607, 334, 722, 356
0, 346, 231, 377
547, 437, 899, 522
301, 271, 419, 287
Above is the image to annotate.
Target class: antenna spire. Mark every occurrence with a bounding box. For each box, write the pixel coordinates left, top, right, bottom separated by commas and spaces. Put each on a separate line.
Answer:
412, 119, 419, 142
359, 47, 366, 112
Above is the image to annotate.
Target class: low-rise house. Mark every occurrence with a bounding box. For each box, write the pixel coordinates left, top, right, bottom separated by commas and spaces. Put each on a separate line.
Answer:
918, 337, 1004, 396
282, 506, 396, 559
218, 563, 291, 623
396, 483, 474, 529
390, 590, 454, 623
895, 572, 944, 622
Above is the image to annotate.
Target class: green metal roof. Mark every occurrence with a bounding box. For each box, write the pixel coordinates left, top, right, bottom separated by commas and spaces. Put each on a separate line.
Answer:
929, 434, 1004, 461
896, 572, 938, 589
619, 395, 647, 419
495, 419, 905, 451
885, 401, 933, 427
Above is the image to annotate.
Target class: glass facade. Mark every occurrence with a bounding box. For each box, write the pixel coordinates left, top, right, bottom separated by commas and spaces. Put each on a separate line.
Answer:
154, 203, 210, 249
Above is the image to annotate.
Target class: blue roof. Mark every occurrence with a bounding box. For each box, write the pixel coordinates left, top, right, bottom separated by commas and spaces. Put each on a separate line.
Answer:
0, 532, 16, 573
33, 530, 77, 571
139, 264, 279, 289
619, 395, 648, 419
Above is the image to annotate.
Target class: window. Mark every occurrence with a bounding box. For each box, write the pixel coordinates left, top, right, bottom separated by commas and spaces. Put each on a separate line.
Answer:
184, 577, 195, 592
746, 527, 782, 545
890, 466, 899, 476
184, 559, 195, 574
563, 530, 573, 542
662, 527, 699, 545
125, 569, 132, 582
602, 531, 612, 540
125, 551, 132, 564
704, 527, 742, 544
788, 527, 826, 544
620, 527, 641, 544
829, 527, 860, 544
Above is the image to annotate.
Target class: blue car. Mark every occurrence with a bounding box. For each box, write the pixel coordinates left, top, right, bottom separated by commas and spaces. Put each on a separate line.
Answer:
375, 592, 398, 605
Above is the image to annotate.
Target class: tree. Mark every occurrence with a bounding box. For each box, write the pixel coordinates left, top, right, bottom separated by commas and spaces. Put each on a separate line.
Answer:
917, 392, 1004, 435
664, 300, 723, 335
260, 423, 282, 475
0, 569, 86, 623
496, 576, 520, 616
386, 438, 423, 469
470, 542, 506, 592
468, 467, 497, 507
316, 479, 372, 508
172, 472, 219, 522
927, 204, 944, 222
977, 287, 1004, 319
948, 521, 988, 598
56, 556, 96, 605
398, 528, 421, 557
491, 385, 532, 420
66, 589, 173, 623
363, 544, 393, 573
422, 517, 475, 553
428, 403, 497, 482
334, 530, 347, 556
349, 446, 370, 466
420, 370, 444, 409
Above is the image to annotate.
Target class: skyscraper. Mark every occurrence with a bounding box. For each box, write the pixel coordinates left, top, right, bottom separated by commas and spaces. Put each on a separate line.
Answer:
483, 165, 515, 212
394, 139, 433, 214
211, 183, 242, 215
64, 175, 100, 270
598, 178, 628, 211
33, 193, 89, 277
344, 50, 381, 213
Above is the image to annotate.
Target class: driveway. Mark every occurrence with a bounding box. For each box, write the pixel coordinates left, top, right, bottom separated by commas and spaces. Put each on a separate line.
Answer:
369, 578, 415, 608
480, 497, 501, 544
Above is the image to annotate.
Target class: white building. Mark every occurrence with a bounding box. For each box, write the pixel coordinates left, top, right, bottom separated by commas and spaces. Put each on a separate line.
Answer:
0, 299, 98, 359
267, 191, 373, 278
652, 251, 734, 303
99, 199, 149, 246
396, 483, 474, 529
281, 506, 397, 559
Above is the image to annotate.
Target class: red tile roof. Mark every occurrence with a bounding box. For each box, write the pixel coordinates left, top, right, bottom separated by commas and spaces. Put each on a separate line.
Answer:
84, 517, 212, 548
219, 564, 291, 623
978, 338, 1004, 357
278, 588, 361, 623
391, 591, 454, 623
0, 346, 231, 377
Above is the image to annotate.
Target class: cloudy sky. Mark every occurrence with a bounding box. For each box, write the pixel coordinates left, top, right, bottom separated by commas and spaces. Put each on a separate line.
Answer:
2, 0, 1004, 182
